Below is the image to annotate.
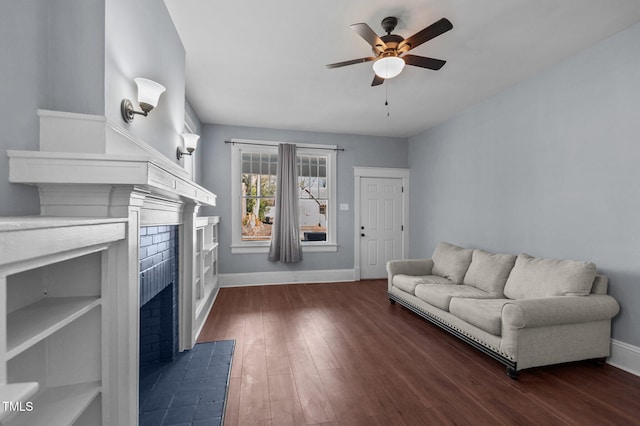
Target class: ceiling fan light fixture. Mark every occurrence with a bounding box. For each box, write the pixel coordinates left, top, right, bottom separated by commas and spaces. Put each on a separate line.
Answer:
373, 56, 405, 79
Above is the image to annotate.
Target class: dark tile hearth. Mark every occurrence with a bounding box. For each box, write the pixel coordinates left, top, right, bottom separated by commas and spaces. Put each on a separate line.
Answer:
139, 340, 235, 426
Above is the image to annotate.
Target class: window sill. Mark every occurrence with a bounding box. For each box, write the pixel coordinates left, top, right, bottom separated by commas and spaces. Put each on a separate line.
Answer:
231, 243, 338, 254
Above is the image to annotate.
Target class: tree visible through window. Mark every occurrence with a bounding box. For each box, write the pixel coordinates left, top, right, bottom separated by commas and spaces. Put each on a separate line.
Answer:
241, 149, 329, 242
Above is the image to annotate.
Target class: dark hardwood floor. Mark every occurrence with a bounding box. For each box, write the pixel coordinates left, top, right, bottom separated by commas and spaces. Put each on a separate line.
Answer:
197, 280, 640, 425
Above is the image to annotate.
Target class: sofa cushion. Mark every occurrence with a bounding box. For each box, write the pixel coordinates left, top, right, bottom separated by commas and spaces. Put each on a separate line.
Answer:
503, 253, 597, 299
414, 284, 494, 312
463, 249, 516, 297
431, 242, 473, 283
392, 274, 453, 295
449, 298, 510, 336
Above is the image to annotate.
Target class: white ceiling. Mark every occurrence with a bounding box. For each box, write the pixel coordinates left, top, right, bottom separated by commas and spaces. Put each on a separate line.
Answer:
165, 0, 640, 138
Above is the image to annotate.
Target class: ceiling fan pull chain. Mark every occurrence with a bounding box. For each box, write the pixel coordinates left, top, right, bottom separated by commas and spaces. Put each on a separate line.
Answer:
385, 81, 390, 117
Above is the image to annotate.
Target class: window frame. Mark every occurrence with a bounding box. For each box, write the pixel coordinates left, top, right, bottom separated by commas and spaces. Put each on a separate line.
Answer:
230, 139, 338, 254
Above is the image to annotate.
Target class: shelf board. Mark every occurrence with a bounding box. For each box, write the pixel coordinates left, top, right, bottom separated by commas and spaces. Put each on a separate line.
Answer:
5, 381, 100, 426
204, 264, 212, 275
6, 297, 101, 360
203, 242, 218, 253
0, 383, 39, 423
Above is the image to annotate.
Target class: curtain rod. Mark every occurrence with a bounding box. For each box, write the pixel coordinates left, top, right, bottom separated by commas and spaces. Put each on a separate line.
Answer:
224, 140, 344, 152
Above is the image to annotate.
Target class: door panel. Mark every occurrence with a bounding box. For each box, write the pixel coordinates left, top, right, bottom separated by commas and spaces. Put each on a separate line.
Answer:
360, 177, 403, 279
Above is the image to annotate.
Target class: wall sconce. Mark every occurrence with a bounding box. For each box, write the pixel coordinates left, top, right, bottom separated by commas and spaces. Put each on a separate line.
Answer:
121, 78, 166, 123
177, 133, 200, 159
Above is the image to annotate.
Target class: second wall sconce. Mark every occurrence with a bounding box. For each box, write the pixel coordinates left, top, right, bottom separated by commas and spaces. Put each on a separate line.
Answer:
121, 78, 166, 123
177, 133, 200, 159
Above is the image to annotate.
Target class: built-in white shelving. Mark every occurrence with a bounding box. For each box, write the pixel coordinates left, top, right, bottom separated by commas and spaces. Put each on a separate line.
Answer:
193, 216, 220, 338
0, 217, 126, 425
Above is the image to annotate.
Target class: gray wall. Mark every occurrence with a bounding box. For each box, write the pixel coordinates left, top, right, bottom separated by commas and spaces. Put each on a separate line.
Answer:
185, 99, 203, 184
408, 22, 640, 346
0, 0, 105, 216
105, 0, 186, 163
48, 0, 105, 115
1, 0, 191, 216
200, 124, 408, 274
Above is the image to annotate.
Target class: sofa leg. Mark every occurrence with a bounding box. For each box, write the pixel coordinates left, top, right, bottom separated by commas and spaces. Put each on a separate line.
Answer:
592, 357, 607, 366
389, 298, 396, 305
506, 367, 520, 380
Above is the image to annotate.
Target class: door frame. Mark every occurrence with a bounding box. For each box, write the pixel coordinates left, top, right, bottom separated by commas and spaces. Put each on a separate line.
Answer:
354, 167, 410, 280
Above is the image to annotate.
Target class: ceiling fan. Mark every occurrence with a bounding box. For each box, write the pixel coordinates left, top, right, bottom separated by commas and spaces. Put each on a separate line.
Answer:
326, 16, 453, 86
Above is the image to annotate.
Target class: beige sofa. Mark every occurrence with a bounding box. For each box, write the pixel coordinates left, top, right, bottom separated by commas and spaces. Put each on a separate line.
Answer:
386, 242, 620, 378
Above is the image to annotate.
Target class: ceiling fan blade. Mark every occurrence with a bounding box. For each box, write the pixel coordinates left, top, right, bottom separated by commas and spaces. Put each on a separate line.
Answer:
350, 23, 387, 52
326, 57, 376, 69
398, 18, 453, 52
402, 54, 446, 70
371, 74, 384, 86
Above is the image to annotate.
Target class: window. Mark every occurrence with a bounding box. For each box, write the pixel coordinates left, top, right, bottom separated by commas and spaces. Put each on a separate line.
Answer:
231, 139, 337, 253
240, 150, 277, 241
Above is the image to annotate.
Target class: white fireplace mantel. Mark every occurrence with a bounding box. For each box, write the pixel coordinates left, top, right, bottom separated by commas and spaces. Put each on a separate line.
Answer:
6, 110, 217, 425
8, 150, 216, 212
9, 109, 216, 213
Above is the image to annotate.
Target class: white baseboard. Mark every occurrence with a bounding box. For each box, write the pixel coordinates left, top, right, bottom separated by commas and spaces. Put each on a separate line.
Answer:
220, 269, 356, 287
608, 339, 640, 377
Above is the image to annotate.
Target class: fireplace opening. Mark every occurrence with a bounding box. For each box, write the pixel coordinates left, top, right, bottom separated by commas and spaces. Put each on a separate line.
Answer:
139, 225, 179, 367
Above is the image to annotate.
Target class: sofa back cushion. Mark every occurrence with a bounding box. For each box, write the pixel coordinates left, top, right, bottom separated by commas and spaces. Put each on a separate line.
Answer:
463, 249, 516, 297
431, 242, 473, 283
503, 253, 597, 299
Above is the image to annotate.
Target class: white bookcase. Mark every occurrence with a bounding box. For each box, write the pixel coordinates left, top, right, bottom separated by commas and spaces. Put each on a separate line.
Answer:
0, 217, 126, 425
193, 216, 219, 339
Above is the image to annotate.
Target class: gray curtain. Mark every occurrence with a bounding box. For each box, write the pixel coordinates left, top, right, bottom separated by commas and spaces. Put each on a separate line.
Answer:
268, 143, 302, 263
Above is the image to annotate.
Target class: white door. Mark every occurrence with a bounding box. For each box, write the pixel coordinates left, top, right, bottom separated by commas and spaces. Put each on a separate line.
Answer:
359, 177, 404, 279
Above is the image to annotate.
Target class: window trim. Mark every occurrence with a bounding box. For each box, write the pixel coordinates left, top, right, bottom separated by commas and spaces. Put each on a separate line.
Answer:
230, 138, 338, 254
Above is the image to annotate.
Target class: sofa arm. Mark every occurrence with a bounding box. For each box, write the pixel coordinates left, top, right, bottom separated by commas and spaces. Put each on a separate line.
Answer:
502, 295, 620, 329
386, 258, 434, 278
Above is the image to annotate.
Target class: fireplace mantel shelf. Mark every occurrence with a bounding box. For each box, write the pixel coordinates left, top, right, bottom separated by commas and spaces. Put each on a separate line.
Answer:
7, 109, 216, 208
8, 150, 216, 206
